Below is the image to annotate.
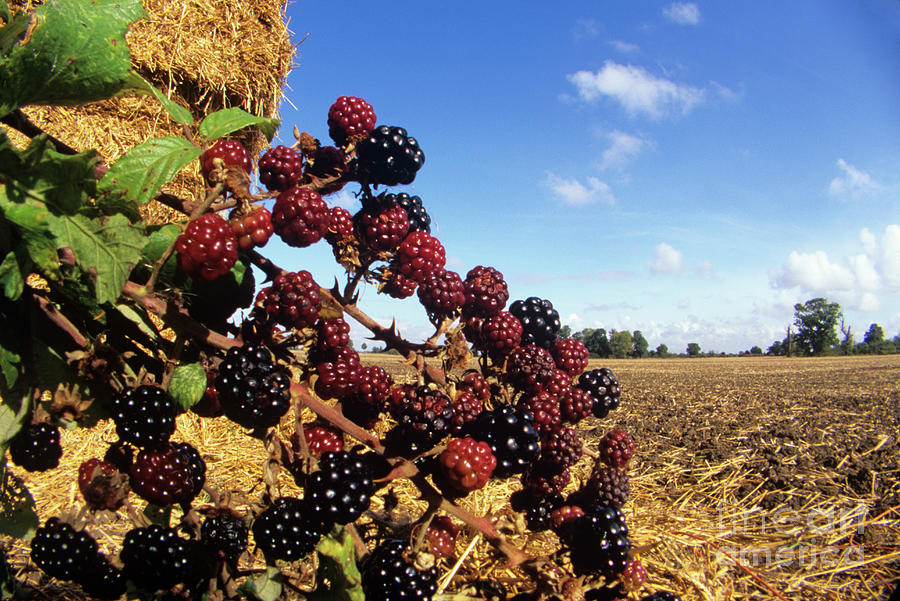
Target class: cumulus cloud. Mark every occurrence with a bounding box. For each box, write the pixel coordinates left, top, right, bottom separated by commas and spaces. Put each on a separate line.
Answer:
663, 2, 701, 25
567, 61, 704, 119
769, 224, 900, 311
544, 172, 615, 206
828, 159, 880, 198
650, 242, 683, 274
599, 131, 648, 171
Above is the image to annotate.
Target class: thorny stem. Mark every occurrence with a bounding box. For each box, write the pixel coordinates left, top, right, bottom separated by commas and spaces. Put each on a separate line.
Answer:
31, 292, 89, 349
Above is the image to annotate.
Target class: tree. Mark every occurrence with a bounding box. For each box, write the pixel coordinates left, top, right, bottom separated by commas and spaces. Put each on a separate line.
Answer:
632, 330, 649, 358
767, 340, 783, 356
609, 330, 633, 358
864, 323, 885, 353
558, 324, 572, 339
840, 319, 855, 355
656, 343, 669, 358
581, 328, 611, 358
749, 345, 762, 355
686, 342, 701, 357
792, 298, 842, 355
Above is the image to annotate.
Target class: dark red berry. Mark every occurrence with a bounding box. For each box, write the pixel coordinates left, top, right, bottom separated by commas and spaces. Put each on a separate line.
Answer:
325, 206, 355, 245
437, 437, 496, 495
560, 387, 595, 424
598, 429, 635, 469
306, 145, 349, 192
552, 338, 590, 377
256, 270, 322, 330
521, 464, 570, 496
420, 515, 458, 560
505, 344, 557, 393
450, 390, 483, 435
539, 426, 583, 471
477, 311, 523, 357
78, 458, 128, 511
175, 213, 239, 281
463, 266, 509, 318
294, 422, 344, 458
272, 187, 330, 247
516, 391, 562, 436
620, 559, 648, 592
574, 464, 630, 509
315, 360, 362, 400
201, 139, 251, 184
258, 145, 303, 192
130, 443, 204, 506
229, 205, 274, 250
417, 269, 465, 320
354, 202, 409, 252
381, 271, 419, 299
392, 231, 446, 284
327, 96, 376, 146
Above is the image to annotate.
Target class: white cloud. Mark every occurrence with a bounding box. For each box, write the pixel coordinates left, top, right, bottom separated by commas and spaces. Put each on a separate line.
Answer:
663, 2, 701, 25
328, 189, 360, 211
828, 159, 880, 198
599, 130, 648, 171
567, 61, 704, 119
544, 172, 615, 206
769, 224, 900, 311
650, 242, 683, 274
610, 40, 639, 53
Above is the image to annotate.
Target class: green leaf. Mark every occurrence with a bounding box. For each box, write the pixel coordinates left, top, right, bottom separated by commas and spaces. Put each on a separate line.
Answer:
167, 363, 206, 411
0, 250, 23, 300
0, 1, 10, 23
308, 527, 365, 601
0, 468, 38, 540
0, 194, 60, 280
98, 136, 202, 207
0, 345, 19, 394
114, 303, 161, 343
49, 213, 146, 305
142, 503, 172, 527
31, 339, 71, 392
198, 107, 279, 143
0, 0, 146, 118
239, 566, 284, 601
0, 389, 28, 448
0, 133, 100, 214
121, 71, 193, 125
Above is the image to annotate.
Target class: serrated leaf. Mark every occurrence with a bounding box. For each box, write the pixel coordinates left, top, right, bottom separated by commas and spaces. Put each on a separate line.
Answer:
49, 213, 146, 305
239, 566, 283, 601
308, 527, 364, 601
121, 71, 193, 125
167, 363, 206, 411
0, 250, 23, 300
0, 468, 38, 540
0, 194, 60, 280
98, 136, 201, 207
198, 107, 279, 143
0, 0, 146, 118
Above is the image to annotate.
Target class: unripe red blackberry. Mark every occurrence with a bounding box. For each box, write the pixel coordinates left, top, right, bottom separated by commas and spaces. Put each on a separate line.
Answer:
193, 362, 224, 418
450, 390, 483, 435
258, 145, 303, 191
327, 96, 376, 146
175, 213, 238, 281
256, 270, 322, 330
325, 206, 355, 245
293, 421, 344, 458
201, 511, 248, 564
111, 385, 177, 449
550, 505, 585, 535
341, 365, 392, 429
477, 310, 523, 357
578, 368, 622, 418
8, 423, 62, 472
361, 539, 438, 601
516, 391, 562, 436
120, 524, 197, 591
356, 125, 425, 186
130, 443, 203, 506
215, 345, 292, 430
78, 458, 128, 511
560, 387, 595, 424
315, 359, 362, 400
229, 205, 274, 250
272, 187, 330, 247
522, 464, 571, 496
304, 449, 374, 525
419, 515, 458, 559
437, 437, 497, 496
509, 297, 561, 349
417, 269, 466, 320
392, 231, 446, 284
457, 370, 491, 402
463, 266, 509, 318
200, 139, 251, 184
598, 428, 635, 468
621, 559, 647, 592
381, 271, 419, 299
354, 202, 409, 252
552, 338, 590, 377
252, 497, 326, 562
505, 344, 556, 393
538, 368, 574, 399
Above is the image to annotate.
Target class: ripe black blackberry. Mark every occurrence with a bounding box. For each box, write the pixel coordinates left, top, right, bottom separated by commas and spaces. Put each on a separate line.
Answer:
327, 95, 376, 146
103, 440, 134, 473
30, 518, 99, 581
578, 368, 622, 419
258, 145, 304, 191
356, 125, 425, 186
509, 297, 560, 349
304, 449, 374, 524
174, 441, 206, 501
386, 385, 455, 456
271, 187, 330, 248
8, 423, 62, 472
201, 511, 248, 563
568, 505, 631, 576
573, 464, 630, 509
642, 592, 682, 601
361, 539, 438, 601
523, 492, 564, 531
462, 266, 509, 318
175, 212, 238, 281
252, 497, 325, 562
306, 145, 349, 191
80, 556, 127, 600
539, 426, 583, 471
505, 344, 556, 393
120, 524, 196, 591
354, 202, 410, 252
215, 345, 292, 429
417, 269, 466, 321
464, 404, 540, 477
477, 310, 523, 357
111, 385, 177, 449
392, 192, 432, 233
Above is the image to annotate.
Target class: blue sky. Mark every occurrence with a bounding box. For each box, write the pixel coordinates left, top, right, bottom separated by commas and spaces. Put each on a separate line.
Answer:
260, 1, 900, 353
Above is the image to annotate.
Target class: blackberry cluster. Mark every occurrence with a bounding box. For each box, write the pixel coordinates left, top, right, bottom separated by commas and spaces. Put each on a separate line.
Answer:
392, 192, 432, 233
200, 139, 251, 184
465, 405, 540, 477
387, 385, 455, 456
256, 270, 322, 330
201, 512, 249, 563
120, 525, 198, 592
271, 187, 330, 248
509, 297, 560, 349
252, 497, 326, 562
356, 125, 425, 186
315, 359, 362, 400
361, 539, 438, 601
578, 368, 622, 419
568, 506, 631, 576
315, 317, 352, 356
175, 212, 238, 281
327, 95, 376, 146
8, 423, 62, 472
620, 558, 648, 592
258, 145, 304, 191
391, 230, 446, 284
215, 345, 292, 429
462, 266, 509, 318
111, 385, 177, 448
304, 450, 374, 525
